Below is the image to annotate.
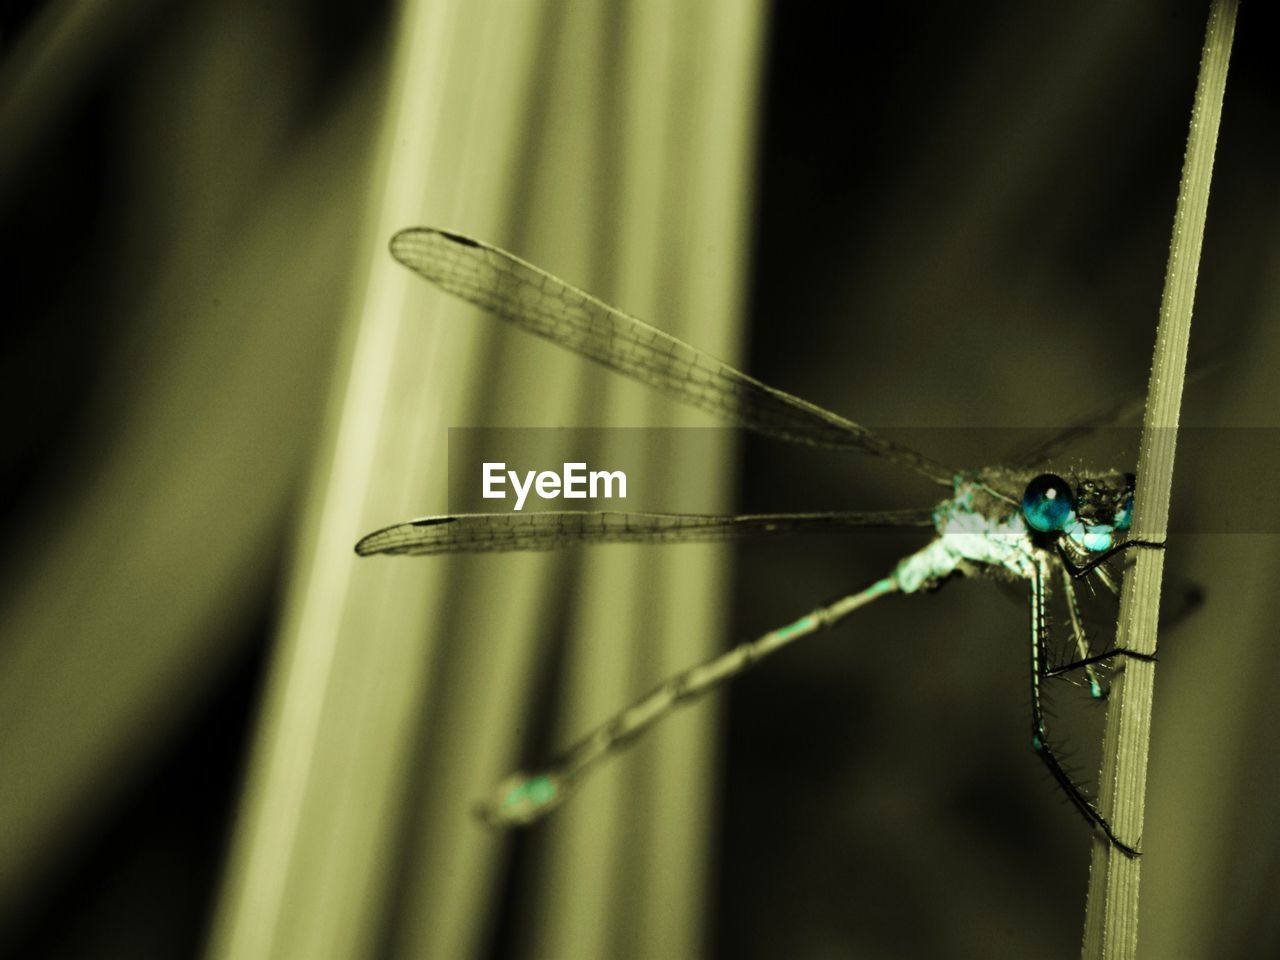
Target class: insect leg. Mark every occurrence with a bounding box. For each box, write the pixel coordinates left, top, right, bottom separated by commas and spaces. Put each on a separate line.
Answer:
1056, 538, 1164, 580
1028, 557, 1139, 857
1051, 568, 1108, 698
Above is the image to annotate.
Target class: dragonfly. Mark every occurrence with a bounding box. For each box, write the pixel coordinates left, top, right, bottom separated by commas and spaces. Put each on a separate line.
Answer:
356, 227, 1164, 858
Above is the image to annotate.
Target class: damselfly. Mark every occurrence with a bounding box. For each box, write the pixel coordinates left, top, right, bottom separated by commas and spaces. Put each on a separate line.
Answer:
356, 228, 1163, 857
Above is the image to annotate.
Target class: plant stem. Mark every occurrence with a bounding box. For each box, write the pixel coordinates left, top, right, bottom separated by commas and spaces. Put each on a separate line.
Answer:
1080, 1, 1238, 957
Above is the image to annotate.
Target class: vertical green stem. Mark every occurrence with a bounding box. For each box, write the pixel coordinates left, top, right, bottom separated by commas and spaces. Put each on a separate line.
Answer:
1080, 1, 1237, 957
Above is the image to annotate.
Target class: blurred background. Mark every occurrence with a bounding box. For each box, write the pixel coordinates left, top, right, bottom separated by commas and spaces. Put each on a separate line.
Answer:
2, 1, 1277, 958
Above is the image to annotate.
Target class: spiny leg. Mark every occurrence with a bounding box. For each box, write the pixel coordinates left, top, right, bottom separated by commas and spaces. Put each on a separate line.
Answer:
478, 576, 899, 828
1056, 537, 1164, 580
1045, 646, 1157, 680
1056, 568, 1107, 699
1091, 561, 1120, 597
1051, 543, 1163, 679
1049, 568, 1157, 697
1029, 557, 1139, 857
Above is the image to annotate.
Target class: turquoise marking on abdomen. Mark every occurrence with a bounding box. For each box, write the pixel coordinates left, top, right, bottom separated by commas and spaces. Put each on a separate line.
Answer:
774, 615, 818, 642
505, 774, 558, 811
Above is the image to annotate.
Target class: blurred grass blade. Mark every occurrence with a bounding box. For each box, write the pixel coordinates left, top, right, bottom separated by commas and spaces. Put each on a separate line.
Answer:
206, 2, 763, 959
0, 2, 379, 938
0, 0, 166, 203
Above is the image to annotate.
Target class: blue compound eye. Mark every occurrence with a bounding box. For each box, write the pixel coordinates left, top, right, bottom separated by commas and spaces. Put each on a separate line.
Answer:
1022, 473, 1075, 533
1115, 473, 1136, 531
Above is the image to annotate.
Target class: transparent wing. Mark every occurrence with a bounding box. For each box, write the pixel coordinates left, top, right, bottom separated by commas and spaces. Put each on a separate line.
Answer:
355, 509, 936, 557
1007, 360, 1223, 469
1006, 399, 1145, 471
390, 228, 954, 486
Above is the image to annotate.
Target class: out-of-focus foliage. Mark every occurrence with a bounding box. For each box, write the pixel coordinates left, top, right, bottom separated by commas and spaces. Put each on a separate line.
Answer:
2, 0, 389, 955
0, 1, 1277, 959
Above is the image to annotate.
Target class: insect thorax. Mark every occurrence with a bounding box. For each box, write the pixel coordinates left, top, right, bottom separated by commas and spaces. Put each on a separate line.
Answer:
892, 475, 1035, 594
